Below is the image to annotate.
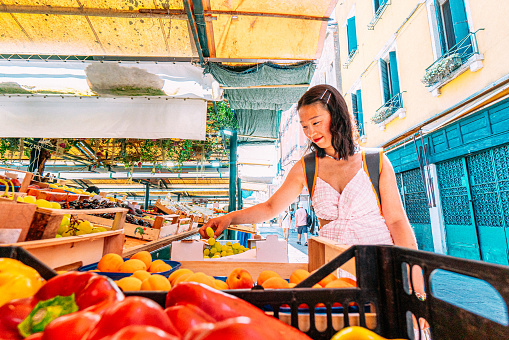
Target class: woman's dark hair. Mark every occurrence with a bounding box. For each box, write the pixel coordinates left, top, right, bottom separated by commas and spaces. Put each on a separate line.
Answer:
297, 84, 358, 160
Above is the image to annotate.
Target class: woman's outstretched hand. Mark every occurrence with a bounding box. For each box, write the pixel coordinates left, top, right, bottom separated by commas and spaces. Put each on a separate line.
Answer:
199, 214, 233, 239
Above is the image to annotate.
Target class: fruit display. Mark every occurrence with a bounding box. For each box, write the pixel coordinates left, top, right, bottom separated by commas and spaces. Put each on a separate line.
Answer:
67, 199, 152, 228
56, 214, 107, 237
0, 258, 45, 307
90, 251, 177, 277
203, 227, 251, 259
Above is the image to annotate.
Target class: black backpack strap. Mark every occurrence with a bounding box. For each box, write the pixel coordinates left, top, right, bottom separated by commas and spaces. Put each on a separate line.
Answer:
301, 152, 318, 200
362, 148, 383, 213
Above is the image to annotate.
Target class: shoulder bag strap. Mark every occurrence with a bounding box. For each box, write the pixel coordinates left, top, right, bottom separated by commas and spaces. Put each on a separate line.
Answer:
301, 152, 318, 200
362, 148, 383, 214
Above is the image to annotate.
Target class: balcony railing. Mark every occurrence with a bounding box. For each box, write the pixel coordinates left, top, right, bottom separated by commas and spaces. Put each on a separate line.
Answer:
342, 49, 358, 69
367, 0, 391, 30
371, 91, 405, 124
421, 29, 483, 87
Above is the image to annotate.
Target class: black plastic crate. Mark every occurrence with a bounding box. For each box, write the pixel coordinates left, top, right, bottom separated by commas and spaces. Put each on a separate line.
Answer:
0, 246, 57, 280
128, 245, 509, 340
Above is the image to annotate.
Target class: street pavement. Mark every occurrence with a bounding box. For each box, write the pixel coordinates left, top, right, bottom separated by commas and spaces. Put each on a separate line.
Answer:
253, 223, 509, 327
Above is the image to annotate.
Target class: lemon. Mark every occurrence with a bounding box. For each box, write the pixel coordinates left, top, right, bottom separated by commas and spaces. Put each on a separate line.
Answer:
78, 220, 93, 234
16, 196, 24, 202
23, 196, 37, 204
50, 202, 61, 209
35, 199, 52, 208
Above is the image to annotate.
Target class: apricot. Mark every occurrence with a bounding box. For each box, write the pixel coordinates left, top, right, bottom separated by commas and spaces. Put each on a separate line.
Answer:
256, 270, 281, 286
132, 270, 151, 282
227, 268, 253, 289
150, 262, 172, 273
185, 272, 216, 289
173, 273, 193, 286
214, 279, 229, 290
115, 277, 142, 291
288, 282, 297, 288
289, 269, 310, 284
130, 251, 152, 269
117, 259, 147, 273
148, 260, 166, 272
97, 253, 124, 272
141, 274, 171, 291
168, 268, 194, 285
325, 278, 356, 288
318, 273, 338, 287
262, 276, 290, 289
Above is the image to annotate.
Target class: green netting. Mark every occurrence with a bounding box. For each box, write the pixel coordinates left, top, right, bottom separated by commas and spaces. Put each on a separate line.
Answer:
226, 87, 305, 111
204, 62, 316, 87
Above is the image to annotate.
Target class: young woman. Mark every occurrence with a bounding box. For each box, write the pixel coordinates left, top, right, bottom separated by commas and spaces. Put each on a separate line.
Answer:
200, 84, 417, 252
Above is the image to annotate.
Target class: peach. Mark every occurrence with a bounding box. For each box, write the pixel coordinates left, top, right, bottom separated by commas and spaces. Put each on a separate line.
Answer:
168, 268, 194, 285
289, 269, 310, 284
149, 262, 172, 273
318, 273, 338, 287
132, 270, 151, 282
325, 278, 356, 288
141, 274, 172, 291
214, 280, 229, 290
130, 251, 152, 269
97, 253, 124, 272
115, 277, 142, 291
226, 268, 254, 289
184, 272, 216, 289
148, 260, 166, 272
262, 277, 290, 289
118, 259, 147, 273
256, 270, 281, 286
174, 273, 193, 286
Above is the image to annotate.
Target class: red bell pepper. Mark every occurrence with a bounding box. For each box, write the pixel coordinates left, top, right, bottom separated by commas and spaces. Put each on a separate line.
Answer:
86, 296, 180, 340
41, 311, 101, 340
106, 325, 180, 340
164, 304, 216, 335
0, 272, 123, 339
183, 316, 282, 340
166, 282, 312, 339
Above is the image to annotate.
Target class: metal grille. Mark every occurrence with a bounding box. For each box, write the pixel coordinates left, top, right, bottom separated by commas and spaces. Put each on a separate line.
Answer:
396, 173, 405, 208
436, 158, 472, 225
401, 169, 430, 224
467, 150, 504, 227
494, 145, 509, 225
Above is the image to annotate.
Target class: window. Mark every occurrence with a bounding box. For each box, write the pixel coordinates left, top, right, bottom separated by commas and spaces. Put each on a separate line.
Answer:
346, 16, 358, 57
368, 0, 391, 29
434, 0, 472, 57
374, 0, 389, 14
380, 51, 402, 106
351, 89, 364, 136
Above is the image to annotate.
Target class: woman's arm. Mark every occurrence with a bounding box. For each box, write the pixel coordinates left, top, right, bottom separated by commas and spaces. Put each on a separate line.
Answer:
199, 161, 306, 238
379, 154, 418, 250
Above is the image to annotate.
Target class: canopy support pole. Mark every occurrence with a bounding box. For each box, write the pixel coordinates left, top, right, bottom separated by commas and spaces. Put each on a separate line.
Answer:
227, 130, 238, 239
144, 182, 150, 210
183, 0, 205, 65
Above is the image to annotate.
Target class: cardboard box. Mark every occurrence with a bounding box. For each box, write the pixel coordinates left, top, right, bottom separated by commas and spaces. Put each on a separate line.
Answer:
170, 235, 288, 263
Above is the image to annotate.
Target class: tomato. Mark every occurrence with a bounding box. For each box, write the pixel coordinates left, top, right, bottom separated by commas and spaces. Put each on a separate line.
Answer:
41, 311, 100, 340
86, 297, 180, 340
107, 325, 179, 340
164, 304, 216, 335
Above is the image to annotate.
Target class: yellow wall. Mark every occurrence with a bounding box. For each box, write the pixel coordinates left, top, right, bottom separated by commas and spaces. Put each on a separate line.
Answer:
336, 0, 509, 147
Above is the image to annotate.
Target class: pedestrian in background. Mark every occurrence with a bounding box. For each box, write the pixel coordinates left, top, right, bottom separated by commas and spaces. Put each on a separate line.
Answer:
289, 207, 295, 232
279, 210, 290, 241
295, 202, 308, 246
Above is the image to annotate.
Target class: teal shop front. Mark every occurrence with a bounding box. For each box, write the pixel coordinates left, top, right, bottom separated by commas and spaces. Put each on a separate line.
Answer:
387, 97, 509, 265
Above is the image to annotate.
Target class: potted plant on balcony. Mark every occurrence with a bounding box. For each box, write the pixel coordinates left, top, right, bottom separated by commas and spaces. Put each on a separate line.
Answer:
371, 106, 392, 124
421, 53, 463, 87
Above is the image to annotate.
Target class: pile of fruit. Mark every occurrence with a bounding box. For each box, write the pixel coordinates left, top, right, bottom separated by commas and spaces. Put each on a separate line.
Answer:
67, 199, 153, 228
14, 196, 62, 209
56, 215, 108, 237
204, 227, 251, 259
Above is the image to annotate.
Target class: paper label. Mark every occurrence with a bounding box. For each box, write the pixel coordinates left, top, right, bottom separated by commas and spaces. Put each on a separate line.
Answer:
0, 229, 22, 244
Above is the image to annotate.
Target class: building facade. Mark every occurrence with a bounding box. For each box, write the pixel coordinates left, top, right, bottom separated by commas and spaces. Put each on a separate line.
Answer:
336, 0, 509, 264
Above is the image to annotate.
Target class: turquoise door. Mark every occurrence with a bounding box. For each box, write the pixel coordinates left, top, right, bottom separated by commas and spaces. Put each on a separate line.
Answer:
466, 146, 509, 265
396, 169, 433, 251
436, 158, 481, 260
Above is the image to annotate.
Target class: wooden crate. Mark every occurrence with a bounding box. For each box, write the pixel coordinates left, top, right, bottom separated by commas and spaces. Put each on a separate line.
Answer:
308, 236, 356, 277
0, 166, 34, 193
27, 207, 127, 241
5, 230, 125, 271
0, 200, 37, 243
178, 217, 191, 232
154, 200, 177, 215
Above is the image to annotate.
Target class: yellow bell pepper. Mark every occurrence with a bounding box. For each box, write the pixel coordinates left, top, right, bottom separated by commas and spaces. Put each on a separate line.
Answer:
0, 258, 45, 307
331, 326, 406, 340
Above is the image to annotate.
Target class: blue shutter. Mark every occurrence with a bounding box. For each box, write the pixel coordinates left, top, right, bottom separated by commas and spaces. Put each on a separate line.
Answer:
351, 93, 358, 115
356, 89, 364, 136
347, 17, 357, 55
380, 59, 391, 103
434, 0, 447, 54
389, 51, 401, 96
449, 0, 472, 54
374, 0, 380, 12
449, 0, 469, 43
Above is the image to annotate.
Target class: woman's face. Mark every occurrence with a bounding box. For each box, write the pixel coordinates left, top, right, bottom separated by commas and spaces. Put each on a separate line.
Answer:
298, 102, 333, 150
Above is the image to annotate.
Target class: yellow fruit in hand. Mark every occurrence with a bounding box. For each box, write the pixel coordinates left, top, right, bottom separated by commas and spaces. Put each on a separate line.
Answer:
141, 274, 171, 291
115, 277, 142, 291
208, 238, 215, 246
206, 227, 215, 238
